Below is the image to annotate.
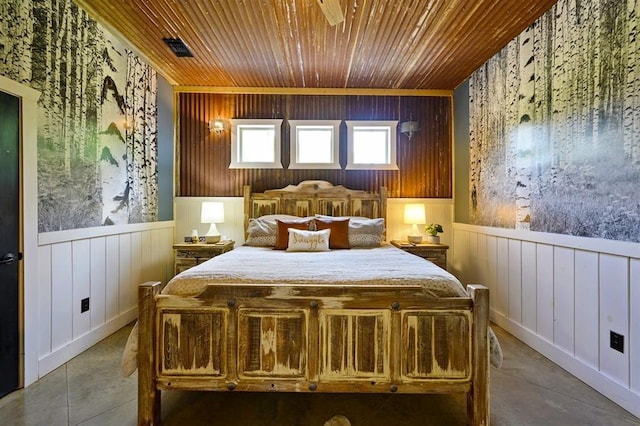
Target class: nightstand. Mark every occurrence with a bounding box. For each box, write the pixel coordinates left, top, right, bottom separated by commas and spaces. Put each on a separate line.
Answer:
390, 240, 449, 270
173, 240, 234, 275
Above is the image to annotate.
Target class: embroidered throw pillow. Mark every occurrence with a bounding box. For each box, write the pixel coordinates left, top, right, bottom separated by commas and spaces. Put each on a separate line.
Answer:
286, 228, 331, 252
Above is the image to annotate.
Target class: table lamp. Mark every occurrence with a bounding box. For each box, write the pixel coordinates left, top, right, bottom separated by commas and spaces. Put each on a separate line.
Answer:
404, 203, 426, 244
201, 201, 224, 243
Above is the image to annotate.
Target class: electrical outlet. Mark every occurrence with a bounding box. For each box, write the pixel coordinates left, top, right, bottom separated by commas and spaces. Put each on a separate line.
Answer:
610, 331, 624, 353
81, 297, 90, 313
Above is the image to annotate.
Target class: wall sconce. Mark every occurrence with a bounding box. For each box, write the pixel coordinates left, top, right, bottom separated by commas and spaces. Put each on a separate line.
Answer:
201, 201, 225, 243
209, 119, 225, 134
399, 120, 420, 140
404, 203, 426, 244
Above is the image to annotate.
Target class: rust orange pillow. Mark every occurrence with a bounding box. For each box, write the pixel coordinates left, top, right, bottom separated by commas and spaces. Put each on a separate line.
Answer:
315, 218, 350, 249
274, 219, 312, 250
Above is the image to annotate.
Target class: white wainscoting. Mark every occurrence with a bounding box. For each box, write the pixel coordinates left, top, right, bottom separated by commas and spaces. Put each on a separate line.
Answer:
451, 223, 640, 418
36, 221, 174, 378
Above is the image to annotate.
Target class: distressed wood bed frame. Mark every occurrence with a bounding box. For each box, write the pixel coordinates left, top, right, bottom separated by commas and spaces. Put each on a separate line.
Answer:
137, 182, 490, 425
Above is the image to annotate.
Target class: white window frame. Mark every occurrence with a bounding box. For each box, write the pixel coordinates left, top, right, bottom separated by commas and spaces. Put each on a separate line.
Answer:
229, 118, 283, 169
345, 120, 399, 170
288, 120, 341, 169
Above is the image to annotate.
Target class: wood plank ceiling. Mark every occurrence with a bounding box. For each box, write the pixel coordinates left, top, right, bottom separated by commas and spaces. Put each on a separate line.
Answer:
75, 0, 558, 90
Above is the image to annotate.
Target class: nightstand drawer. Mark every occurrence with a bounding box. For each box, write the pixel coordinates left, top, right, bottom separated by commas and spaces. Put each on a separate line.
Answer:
173, 241, 234, 275
402, 248, 446, 269
390, 240, 448, 270
174, 258, 205, 274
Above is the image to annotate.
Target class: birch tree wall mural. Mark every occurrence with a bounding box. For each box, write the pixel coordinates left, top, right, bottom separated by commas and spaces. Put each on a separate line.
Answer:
469, 0, 640, 243
0, 0, 159, 232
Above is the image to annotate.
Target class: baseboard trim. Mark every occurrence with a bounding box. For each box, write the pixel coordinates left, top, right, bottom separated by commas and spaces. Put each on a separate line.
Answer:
37, 308, 138, 379
491, 310, 640, 419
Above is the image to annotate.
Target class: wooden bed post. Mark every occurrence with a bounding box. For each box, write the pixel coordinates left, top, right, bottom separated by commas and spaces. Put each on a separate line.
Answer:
467, 284, 489, 426
138, 281, 161, 425
243, 185, 251, 240
379, 187, 388, 240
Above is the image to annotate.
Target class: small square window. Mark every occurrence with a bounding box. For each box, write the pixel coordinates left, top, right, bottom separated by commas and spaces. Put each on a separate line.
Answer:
346, 121, 398, 170
289, 120, 341, 169
230, 119, 283, 169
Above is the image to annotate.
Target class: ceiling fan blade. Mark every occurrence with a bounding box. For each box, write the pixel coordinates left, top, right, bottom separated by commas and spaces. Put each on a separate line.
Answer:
317, 0, 344, 26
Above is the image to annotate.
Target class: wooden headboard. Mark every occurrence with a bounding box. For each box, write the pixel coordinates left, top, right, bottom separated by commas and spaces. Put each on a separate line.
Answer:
243, 180, 387, 233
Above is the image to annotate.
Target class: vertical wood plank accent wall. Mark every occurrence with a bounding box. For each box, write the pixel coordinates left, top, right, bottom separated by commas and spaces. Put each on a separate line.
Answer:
178, 93, 452, 198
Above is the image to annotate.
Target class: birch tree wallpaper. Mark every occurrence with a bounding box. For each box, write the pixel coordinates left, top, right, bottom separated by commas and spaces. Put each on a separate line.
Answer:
469, 0, 640, 242
0, 0, 159, 232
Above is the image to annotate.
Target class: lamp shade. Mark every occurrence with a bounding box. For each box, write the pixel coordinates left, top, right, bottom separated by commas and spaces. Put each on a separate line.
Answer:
403, 204, 426, 225
201, 201, 225, 224
201, 202, 224, 243
404, 203, 425, 243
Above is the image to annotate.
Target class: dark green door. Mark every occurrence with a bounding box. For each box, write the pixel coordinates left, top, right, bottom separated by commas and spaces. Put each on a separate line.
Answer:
0, 90, 21, 398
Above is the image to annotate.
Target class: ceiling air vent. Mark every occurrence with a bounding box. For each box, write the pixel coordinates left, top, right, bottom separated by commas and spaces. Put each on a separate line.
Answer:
163, 37, 193, 57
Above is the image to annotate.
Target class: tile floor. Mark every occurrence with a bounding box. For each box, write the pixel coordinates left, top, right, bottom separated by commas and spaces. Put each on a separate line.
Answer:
1, 324, 639, 425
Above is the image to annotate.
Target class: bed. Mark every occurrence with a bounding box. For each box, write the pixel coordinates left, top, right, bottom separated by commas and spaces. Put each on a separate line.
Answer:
134, 181, 494, 425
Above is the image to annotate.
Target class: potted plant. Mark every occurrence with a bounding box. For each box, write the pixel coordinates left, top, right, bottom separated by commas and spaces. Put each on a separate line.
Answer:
424, 223, 443, 244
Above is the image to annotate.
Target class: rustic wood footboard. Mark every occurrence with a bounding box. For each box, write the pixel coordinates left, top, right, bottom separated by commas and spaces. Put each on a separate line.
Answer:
137, 281, 489, 425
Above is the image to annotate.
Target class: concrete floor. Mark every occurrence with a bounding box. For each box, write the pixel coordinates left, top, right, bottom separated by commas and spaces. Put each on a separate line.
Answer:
1, 324, 638, 425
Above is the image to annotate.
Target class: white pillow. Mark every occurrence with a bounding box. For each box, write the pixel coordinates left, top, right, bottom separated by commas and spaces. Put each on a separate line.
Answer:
348, 217, 385, 247
245, 214, 305, 247
314, 215, 385, 247
315, 214, 371, 221
286, 228, 331, 252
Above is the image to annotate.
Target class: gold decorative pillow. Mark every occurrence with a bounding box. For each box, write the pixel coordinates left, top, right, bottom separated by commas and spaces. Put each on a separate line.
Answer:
274, 219, 313, 250
315, 218, 350, 249
286, 228, 331, 252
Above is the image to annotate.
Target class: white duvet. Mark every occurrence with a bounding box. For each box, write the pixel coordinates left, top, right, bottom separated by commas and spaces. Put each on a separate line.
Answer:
163, 244, 469, 297
121, 244, 502, 375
